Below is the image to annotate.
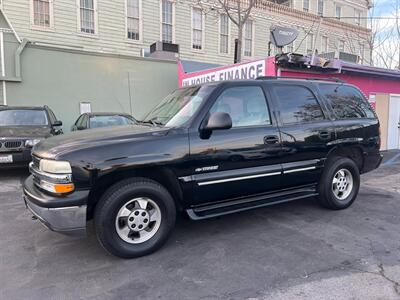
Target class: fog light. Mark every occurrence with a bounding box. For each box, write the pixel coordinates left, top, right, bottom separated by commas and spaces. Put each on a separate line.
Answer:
40, 180, 75, 194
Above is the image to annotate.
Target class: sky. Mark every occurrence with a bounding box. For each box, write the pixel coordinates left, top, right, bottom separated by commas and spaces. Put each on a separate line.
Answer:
370, 0, 399, 69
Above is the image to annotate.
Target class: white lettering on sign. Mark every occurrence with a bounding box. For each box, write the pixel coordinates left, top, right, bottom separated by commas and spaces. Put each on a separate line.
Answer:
278, 30, 294, 36
182, 60, 265, 87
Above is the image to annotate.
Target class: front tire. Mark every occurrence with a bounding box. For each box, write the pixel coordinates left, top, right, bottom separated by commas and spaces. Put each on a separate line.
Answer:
317, 157, 360, 210
94, 178, 176, 258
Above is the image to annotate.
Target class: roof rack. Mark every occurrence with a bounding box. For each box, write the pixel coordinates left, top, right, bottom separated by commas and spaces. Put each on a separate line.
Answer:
256, 76, 346, 83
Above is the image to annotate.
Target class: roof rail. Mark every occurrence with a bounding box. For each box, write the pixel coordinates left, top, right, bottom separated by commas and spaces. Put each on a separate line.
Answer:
256, 76, 346, 83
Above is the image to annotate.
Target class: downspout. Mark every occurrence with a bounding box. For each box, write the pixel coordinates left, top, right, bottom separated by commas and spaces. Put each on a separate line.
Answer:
0, 31, 5, 105
15, 38, 28, 79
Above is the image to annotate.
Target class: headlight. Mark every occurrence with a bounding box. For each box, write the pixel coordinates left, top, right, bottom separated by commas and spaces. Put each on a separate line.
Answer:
39, 159, 72, 174
25, 139, 42, 147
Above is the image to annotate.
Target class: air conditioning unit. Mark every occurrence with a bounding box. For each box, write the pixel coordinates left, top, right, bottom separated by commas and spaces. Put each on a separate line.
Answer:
319, 51, 359, 63
140, 48, 150, 57
149, 41, 179, 60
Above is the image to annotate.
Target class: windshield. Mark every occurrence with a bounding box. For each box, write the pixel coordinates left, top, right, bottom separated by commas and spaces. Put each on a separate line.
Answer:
0, 109, 48, 126
90, 115, 136, 128
142, 85, 215, 127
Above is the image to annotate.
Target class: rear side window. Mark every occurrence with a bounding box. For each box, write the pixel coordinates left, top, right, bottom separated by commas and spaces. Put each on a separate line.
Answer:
319, 84, 375, 119
272, 85, 324, 124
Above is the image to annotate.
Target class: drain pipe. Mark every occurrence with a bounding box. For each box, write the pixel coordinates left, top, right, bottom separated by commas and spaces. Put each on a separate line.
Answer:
15, 38, 28, 79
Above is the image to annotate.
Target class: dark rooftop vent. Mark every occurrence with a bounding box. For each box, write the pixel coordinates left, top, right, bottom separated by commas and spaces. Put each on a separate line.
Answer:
149, 41, 179, 60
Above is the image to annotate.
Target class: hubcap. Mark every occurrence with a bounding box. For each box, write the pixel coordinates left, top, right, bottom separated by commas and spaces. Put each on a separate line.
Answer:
115, 197, 161, 244
332, 169, 353, 200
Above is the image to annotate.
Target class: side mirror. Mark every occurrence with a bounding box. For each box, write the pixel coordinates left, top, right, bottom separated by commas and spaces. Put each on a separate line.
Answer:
53, 120, 62, 127
205, 112, 232, 131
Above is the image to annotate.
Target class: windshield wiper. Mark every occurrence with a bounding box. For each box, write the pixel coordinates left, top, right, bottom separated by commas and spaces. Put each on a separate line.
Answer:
139, 118, 163, 126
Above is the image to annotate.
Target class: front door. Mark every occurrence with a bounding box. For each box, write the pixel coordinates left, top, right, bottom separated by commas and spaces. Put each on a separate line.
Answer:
269, 83, 335, 188
187, 84, 282, 205
388, 95, 400, 150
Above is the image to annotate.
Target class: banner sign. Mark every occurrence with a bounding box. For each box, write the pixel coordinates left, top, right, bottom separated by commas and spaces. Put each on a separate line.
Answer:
182, 59, 266, 87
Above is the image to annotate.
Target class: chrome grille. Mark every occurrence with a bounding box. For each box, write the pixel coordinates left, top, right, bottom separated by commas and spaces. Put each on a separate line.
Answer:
5, 141, 23, 148
32, 155, 40, 170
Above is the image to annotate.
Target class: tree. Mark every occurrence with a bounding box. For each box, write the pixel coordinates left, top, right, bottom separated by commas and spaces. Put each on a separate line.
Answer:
194, 0, 256, 63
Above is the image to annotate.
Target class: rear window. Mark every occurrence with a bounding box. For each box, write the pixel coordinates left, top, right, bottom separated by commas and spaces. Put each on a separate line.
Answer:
90, 115, 135, 128
272, 85, 325, 124
319, 84, 375, 119
0, 109, 48, 126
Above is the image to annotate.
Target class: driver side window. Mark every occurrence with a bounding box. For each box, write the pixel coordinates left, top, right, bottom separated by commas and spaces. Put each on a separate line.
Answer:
210, 86, 271, 127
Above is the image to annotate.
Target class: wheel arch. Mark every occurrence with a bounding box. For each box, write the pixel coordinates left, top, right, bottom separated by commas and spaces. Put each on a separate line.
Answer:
86, 167, 184, 220
325, 145, 364, 172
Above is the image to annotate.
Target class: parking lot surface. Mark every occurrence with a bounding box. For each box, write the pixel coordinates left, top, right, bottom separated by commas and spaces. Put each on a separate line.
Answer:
1, 151, 400, 300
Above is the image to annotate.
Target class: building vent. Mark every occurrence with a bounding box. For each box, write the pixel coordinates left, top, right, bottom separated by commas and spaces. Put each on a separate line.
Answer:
149, 41, 179, 60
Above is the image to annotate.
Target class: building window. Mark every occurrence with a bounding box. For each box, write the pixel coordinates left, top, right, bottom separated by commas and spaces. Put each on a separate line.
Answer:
79, 0, 96, 34
321, 36, 328, 53
306, 33, 314, 55
338, 39, 345, 52
219, 14, 229, 54
355, 9, 362, 25
244, 20, 253, 57
303, 0, 309, 12
161, 0, 174, 43
317, 0, 324, 16
192, 8, 203, 50
127, 0, 141, 40
335, 5, 341, 20
32, 0, 52, 27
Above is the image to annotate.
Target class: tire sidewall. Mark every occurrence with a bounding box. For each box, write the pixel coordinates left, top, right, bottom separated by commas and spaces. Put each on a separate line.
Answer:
321, 158, 360, 209
95, 180, 176, 258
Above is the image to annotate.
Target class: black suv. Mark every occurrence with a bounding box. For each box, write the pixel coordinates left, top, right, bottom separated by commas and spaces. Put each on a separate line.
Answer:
0, 105, 62, 167
23, 78, 382, 258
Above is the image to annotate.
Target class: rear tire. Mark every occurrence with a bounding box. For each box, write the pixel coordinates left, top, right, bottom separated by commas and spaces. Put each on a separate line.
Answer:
94, 177, 176, 258
317, 157, 360, 210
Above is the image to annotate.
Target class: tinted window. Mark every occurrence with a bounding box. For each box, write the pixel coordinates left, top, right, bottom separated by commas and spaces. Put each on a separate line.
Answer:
0, 109, 48, 126
47, 108, 57, 124
90, 115, 135, 128
319, 84, 375, 119
76, 115, 86, 127
273, 85, 324, 124
210, 86, 271, 127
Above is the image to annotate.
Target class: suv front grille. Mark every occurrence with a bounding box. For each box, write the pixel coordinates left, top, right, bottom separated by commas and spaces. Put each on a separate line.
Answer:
32, 155, 40, 170
0, 140, 24, 152
5, 141, 23, 148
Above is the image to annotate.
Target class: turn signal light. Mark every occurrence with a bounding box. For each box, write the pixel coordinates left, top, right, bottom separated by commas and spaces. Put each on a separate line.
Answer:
40, 180, 75, 194
54, 183, 75, 194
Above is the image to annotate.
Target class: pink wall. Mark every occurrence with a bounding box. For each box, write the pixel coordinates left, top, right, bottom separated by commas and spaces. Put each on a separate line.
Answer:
178, 57, 400, 97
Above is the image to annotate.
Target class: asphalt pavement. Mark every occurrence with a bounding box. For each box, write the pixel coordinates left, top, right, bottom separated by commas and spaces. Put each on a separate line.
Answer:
1, 151, 400, 300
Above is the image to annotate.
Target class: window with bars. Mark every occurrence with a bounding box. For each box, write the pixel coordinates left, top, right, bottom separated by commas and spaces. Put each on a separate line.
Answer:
317, 0, 324, 16
219, 14, 229, 54
33, 0, 51, 27
161, 0, 173, 43
80, 0, 96, 34
127, 0, 140, 40
244, 20, 253, 57
192, 8, 203, 50
303, 0, 309, 12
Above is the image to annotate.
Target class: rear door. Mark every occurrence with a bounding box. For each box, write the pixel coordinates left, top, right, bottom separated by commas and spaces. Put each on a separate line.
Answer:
187, 82, 283, 205
269, 82, 335, 188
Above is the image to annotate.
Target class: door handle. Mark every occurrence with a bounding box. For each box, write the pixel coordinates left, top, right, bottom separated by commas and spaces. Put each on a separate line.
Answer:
319, 131, 331, 139
264, 135, 279, 144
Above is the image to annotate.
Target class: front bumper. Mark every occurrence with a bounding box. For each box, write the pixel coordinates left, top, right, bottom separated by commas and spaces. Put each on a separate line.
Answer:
23, 176, 89, 236
0, 148, 32, 168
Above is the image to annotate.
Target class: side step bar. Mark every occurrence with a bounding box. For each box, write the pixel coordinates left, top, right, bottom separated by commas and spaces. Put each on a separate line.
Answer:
186, 186, 318, 220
